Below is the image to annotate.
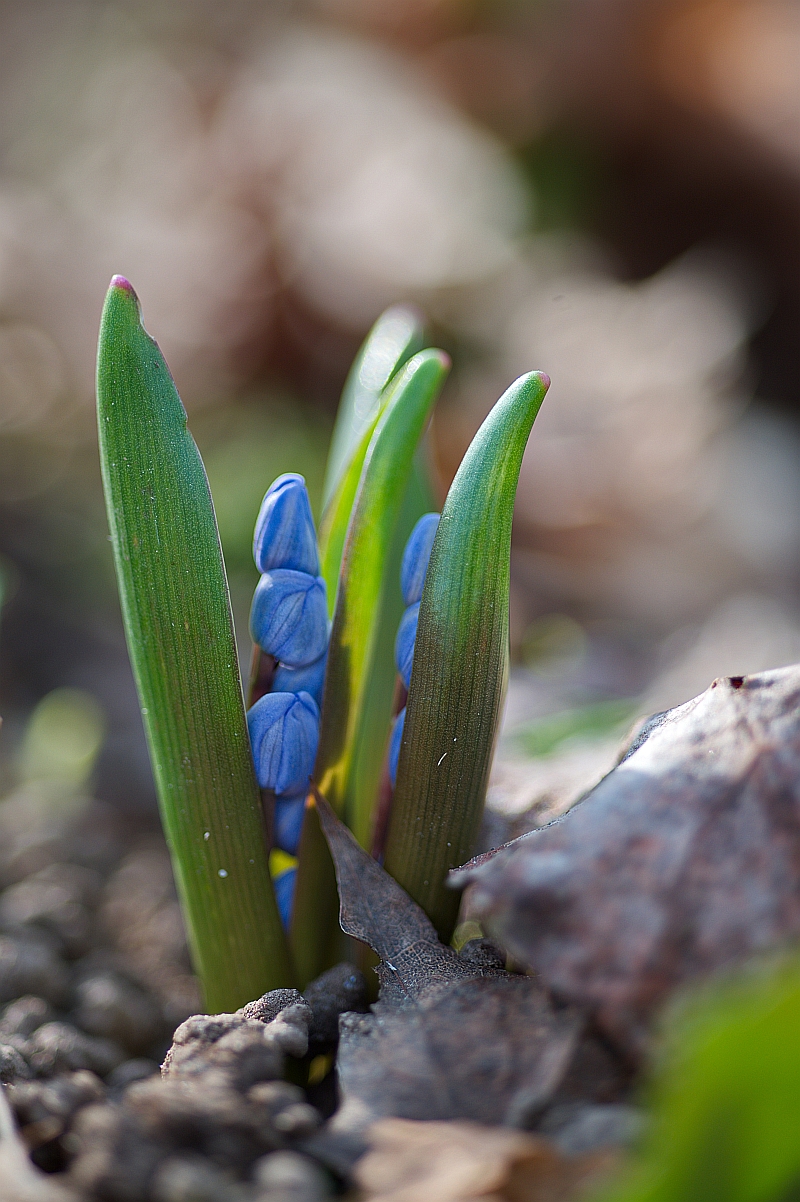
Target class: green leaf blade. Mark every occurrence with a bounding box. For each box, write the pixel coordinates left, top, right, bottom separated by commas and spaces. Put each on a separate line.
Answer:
97, 277, 293, 1010
290, 349, 449, 985
384, 370, 550, 942
318, 349, 450, 834
322, 305, 424, 510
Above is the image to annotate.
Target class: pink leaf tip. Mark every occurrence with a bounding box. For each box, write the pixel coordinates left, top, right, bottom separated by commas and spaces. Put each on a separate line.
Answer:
110, 275, 136, 296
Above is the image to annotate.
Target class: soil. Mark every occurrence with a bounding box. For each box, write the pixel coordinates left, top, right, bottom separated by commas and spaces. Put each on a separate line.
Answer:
0, 795, 641, 1201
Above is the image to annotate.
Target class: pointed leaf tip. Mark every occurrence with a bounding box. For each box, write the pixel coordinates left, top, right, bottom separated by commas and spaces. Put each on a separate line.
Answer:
109, 275, 136, 296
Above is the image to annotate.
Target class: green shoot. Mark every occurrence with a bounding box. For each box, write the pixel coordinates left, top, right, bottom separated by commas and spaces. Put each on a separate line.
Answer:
97, 277, 293, 1011
384, 371, 550, 942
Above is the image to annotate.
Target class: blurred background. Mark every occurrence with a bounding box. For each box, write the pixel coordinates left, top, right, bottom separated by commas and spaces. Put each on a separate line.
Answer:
2, 0, 800, 826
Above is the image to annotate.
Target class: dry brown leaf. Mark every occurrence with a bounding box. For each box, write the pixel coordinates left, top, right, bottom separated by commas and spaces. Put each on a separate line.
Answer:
355, 1117, 615, 1202
313, 792, 585, 1129
455, 666, 800, 1057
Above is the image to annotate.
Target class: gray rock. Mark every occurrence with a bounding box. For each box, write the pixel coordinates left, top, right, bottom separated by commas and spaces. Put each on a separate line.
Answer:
67, 1102, 163, 1202
163, 1019, 283, 1090
457, 939, 506, 971
0, 995, 54, 1038
253, 1150, 332, 1201
163, 1003, 311, 1086
73, 970, 163, 1054
0, 1041, 32, 1082
9, 1070, 106, 1151
302, 964, 368, 1052
152, 1154, 248, 1202
239, 990, 304, 1025
27, 1021, 125, 1078
0, 863, 101, 958
0, 935, 69, 1006
106, 1058, 160, 1093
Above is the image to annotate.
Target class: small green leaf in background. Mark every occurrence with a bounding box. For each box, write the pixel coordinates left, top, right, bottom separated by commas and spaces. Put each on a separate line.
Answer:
384, 371, 550, 943
291, 349, 450, 985
97, 277, 293, 1011
512, 698, 637, 759
18, 688, 105, 789
600, 955, 800, 1202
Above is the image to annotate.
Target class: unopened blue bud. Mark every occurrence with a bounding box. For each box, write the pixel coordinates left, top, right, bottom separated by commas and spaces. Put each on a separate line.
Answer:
250, 570, 328, 667
274, 793, 307, 856
401, 512, 440, 606
253, 474, 319, 576
389, 707, 405, 787
395, 602, 419, 689
247, 690, 320, 795
273, 867, 296, 929
272, 651, 327, 708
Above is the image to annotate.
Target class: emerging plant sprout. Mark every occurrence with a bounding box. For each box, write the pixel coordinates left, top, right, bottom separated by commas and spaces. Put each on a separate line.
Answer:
96, 275, 549, 1004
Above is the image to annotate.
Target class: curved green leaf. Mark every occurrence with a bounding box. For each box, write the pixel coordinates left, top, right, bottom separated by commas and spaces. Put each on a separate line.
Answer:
291, 350, 449, 984
384, 371, 550, 942
97, 277, 293, 1010
319, 350, 450, 833
318, 416, 379, 617
322, 305, 424, 511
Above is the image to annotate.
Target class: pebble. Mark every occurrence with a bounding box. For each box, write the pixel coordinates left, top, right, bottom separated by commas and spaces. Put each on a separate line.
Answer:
0, 934, 69, 1006
0, 995, 54, 1037
0, 1041, 32, 1082
253, 1150, 332, 1200
72, 970, 163, 1054
27, 1022, 125, 1078
458, 938, 507, 970
302, 964, 368, 1052
151, 1154, 247, 1202
106, 1057, 160, 1093
0, 863, 101, 958
9, 1069, 106, 1171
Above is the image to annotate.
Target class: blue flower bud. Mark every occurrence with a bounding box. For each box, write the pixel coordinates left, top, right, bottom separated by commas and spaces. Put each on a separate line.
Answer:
400, 512, 440, 607
273, 793, 307, 856
253, 473, 320, 576
389, 707, 405, 787
250, 570, 328, 667
273, 867, 297, 929
395, 602, 419, 689
247, 691, 320, 795
272, 651, 327, 708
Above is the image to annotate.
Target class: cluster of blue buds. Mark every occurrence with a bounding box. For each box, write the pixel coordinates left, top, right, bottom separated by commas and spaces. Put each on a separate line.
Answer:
389, 512, 440, 786
246, 474, 329, 925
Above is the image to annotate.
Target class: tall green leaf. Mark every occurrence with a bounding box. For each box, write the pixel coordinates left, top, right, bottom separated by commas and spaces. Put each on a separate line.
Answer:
291, 350, 450, 984
322, 305, 424, 510
384, 371, 550, 942
97, 277, 293, 1010
319, 351, 450, 834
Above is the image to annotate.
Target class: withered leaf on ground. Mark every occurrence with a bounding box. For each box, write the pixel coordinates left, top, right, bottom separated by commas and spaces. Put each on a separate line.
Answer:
355, 1117, 615, 1202
314, 786, 495, 1005
455, 666, 800, 1058
313, 792, 585, 1130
